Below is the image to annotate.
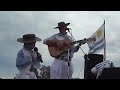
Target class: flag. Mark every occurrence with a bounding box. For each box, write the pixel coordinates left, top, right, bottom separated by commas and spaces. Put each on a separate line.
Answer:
87, 23, 105, 54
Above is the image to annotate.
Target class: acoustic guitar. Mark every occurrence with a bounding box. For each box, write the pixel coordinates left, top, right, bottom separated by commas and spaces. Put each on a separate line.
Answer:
48, 37, 96, 57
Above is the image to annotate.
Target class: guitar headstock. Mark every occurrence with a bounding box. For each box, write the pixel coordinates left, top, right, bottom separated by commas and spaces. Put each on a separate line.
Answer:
77, 37, 96, 45
87, 36, 96, 42
72, 37, 96, 46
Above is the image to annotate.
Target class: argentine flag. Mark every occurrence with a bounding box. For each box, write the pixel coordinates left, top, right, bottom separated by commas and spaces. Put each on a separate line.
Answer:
87, 23, 105, 54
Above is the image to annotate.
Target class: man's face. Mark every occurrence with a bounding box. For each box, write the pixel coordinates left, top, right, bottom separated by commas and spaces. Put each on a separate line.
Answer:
59, 26, 68, 35
25, 41, 36, 50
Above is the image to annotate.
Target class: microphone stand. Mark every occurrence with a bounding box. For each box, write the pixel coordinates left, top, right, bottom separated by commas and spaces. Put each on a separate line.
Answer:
67, 48, 70, 79
67, 29, 90, 79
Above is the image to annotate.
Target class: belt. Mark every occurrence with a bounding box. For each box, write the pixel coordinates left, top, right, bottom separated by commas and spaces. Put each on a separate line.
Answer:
55, 57, 71, 62
62, 59, 71, 62
55, 55, 72, 62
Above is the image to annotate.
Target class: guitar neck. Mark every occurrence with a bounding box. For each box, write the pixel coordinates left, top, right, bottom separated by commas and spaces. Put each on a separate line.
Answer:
71, 41, 79, 45
70, 39, 86, 45
70, 37, 95, 45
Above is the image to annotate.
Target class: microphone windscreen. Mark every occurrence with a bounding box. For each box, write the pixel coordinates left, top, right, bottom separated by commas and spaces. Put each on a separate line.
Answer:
34, 47, 38, 52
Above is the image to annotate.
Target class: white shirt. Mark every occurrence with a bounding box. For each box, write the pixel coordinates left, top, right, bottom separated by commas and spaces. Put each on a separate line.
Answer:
16, 47, 41, 79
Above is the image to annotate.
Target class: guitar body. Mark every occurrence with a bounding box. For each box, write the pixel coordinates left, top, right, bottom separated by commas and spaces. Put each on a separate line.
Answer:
48, 39, 70, 57
48, 46, 68, 57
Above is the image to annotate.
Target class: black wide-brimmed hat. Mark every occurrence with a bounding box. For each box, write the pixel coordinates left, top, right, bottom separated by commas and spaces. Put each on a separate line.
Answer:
54, 22, 70, 29
17, 34, 41, 43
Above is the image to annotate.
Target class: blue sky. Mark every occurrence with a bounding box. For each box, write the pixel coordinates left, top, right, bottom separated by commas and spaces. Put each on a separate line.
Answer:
0, 11, 120, 79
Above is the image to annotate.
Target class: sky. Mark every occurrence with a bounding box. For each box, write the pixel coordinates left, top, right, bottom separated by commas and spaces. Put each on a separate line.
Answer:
0, 11, 120, 79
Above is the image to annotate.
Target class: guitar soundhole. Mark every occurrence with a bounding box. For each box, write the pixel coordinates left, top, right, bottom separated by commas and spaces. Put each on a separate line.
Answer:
54, 46, 62, 51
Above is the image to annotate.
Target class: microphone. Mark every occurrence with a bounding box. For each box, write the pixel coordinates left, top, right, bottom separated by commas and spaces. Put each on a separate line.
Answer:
34, 47, 38, 52
66, 28, 71, 32
34, 47, 43, 63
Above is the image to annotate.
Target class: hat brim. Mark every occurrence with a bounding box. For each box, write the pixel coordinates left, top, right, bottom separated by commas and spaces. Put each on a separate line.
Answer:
54, 23, 70, 29
17, 37, 41, 43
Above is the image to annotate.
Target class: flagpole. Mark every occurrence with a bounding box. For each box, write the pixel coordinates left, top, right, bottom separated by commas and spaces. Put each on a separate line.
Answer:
104, 20, 106, 61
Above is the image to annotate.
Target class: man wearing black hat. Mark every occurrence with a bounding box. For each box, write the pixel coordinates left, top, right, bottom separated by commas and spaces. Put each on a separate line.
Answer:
43, 22, 80, 79
15, 34, 42, 79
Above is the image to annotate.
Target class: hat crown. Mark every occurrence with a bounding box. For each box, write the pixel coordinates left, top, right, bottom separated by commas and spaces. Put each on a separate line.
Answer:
23, 34, 36, 41
54, 22, 70, 29
58, 22, 66, 27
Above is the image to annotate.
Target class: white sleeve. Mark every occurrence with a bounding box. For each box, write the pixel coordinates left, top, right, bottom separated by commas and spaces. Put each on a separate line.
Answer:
43, 35, 56, 45
16, 50, 31, 68
91, 67, 98, 75
29, 72, 37, 79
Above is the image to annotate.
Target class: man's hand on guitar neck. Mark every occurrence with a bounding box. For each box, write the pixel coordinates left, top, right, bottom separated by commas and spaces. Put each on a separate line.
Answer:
77, 38, 87, 46
83, 38, 87, 44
